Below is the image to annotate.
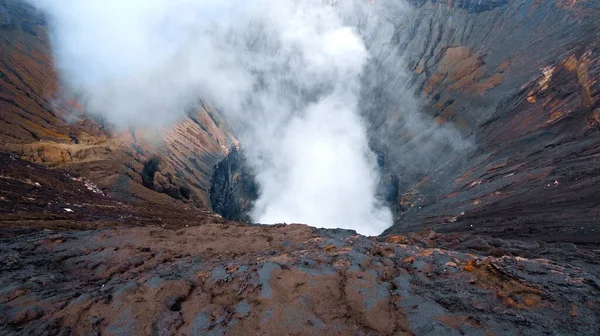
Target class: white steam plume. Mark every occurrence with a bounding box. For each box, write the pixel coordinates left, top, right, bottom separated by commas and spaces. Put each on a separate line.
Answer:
28, 0, 395, 235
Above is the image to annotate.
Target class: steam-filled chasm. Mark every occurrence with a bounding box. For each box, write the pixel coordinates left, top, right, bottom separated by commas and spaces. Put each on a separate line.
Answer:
30, 0, 470, 235
29, 0, 600, 239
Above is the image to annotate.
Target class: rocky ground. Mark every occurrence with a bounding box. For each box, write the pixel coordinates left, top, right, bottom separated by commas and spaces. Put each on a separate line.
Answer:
1, 221, 599, 335
1, 153, 600, 335
1, 0, 600, 334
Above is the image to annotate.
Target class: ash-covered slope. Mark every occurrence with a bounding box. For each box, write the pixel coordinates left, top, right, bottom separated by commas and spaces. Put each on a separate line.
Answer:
0, 0, 235, 209
371, 0, 600, 242
212, 0, 600, 243
0, 153, 226, 230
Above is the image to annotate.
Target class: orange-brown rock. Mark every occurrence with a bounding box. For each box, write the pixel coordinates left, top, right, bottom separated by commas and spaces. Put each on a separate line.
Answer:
0, 1, 235, 209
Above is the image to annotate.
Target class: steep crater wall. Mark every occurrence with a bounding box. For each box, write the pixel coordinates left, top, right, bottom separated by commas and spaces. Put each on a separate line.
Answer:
210, 0, 600, 243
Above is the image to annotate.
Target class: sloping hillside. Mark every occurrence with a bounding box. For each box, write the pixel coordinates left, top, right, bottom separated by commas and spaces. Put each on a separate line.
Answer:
0, 0, 236, 209
373, 0, 600, 242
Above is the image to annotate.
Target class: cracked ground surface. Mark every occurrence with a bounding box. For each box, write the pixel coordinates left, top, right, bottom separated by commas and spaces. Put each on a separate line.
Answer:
1, 223, 599, 335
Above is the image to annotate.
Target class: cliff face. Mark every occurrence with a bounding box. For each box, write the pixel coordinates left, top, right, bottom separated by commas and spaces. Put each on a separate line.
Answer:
211, 0, 600, 243
0, 0, 235, 209
209, 147, 258, 222
372, 0, 600, 242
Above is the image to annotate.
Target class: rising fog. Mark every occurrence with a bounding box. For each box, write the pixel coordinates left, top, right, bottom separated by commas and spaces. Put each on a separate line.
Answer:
27, 0, 470, 235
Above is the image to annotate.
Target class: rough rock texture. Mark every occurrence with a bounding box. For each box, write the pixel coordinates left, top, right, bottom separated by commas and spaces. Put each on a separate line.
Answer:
1, 222, 599, 335
371, 0, 600, 243
0, 0, 235, 208
1, 151, 600, 335
209, 147, 258, 222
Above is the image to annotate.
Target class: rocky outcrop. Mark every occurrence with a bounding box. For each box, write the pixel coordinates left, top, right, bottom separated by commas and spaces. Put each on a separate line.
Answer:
407, 0, 511, 13
3, 156, 598, 335
209, 147, 258, 222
